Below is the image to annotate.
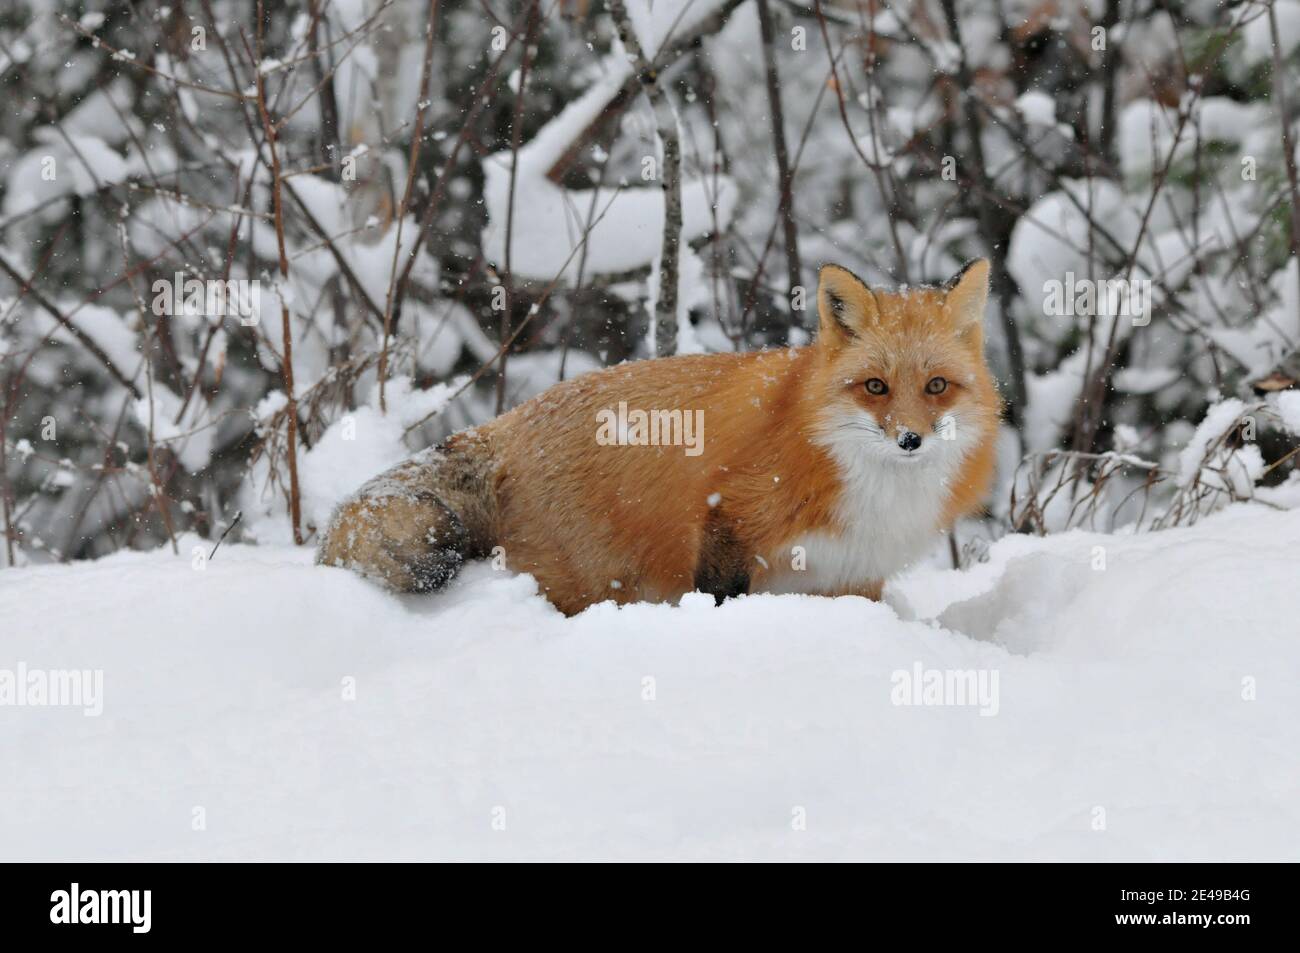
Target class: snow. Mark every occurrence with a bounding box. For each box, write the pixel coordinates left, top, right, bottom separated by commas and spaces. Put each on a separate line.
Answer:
625, 0, 731, 60
276, 173, 437, 315
1277, 391, 1300, 437
45, 78, 140, 147
1006, 180, 1138, 337
32, 302, 143, 387
241, 376, 465, 542
1240, 0, 1300, 64
1209, 257, 1300, 378
132, 385, 215, 474
1175, 398, 1260, 495
1015, 90, 1056, 127
2, 503, 1297, 861
480, 50, 736, 281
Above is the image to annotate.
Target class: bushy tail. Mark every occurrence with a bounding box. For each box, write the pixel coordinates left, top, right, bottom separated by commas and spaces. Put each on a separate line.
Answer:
316, 432, 497, 593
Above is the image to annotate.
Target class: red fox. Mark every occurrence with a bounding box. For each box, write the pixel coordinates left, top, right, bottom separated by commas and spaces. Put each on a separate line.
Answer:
318, 260, 1001, 614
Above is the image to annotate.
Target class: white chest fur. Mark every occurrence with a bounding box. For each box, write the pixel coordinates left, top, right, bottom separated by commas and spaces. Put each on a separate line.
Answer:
758, 432, 958, 595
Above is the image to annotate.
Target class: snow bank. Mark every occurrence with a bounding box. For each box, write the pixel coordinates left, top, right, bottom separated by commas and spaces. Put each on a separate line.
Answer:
1, 504, 1297, 860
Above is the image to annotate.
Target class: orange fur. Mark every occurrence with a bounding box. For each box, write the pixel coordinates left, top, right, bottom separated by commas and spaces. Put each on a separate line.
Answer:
321, 261, 1002, 615
479, 261, 1000, 612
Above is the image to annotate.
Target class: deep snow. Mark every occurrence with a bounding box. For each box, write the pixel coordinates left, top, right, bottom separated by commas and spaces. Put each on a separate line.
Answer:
1, 503, 1298, 861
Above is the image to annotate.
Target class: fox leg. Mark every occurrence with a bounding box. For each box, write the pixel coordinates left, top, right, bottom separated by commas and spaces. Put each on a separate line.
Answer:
317, 435, 496, 594
693, 513, 751, 605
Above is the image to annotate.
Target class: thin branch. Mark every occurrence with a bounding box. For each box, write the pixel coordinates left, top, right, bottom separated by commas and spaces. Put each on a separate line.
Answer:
609, 0, 684, 357
756, 0, 803, 313
253, 1, 304, 546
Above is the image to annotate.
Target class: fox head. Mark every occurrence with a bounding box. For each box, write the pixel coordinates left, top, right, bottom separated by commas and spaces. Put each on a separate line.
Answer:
811, 260, 1001, 468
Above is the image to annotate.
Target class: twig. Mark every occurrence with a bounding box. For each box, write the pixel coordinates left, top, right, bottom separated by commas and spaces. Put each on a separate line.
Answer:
756, 0, 803, 311
935, 0, 1027, 427
253, 1, 304, 546
379, 0, 442, 412
0, 251, 143, 397
1269, 2, 1300, 313
208, 510, 243, 560
608, 0, 683, 356
498, 1, 542, 412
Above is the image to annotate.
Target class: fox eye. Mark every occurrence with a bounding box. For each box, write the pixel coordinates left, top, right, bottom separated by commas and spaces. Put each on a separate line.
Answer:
864, 378, 888, 396
925, 376, 948, 395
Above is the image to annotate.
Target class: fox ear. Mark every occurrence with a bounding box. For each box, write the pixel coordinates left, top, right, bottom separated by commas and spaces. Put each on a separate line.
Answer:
944, 259, 990, 333
817, 264, 878, 345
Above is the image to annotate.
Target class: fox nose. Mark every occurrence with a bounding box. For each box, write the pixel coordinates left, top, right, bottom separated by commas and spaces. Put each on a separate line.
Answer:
898, 431, 922, 452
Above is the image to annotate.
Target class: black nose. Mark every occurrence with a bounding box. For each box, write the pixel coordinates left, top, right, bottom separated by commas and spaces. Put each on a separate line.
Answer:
898, 431, 922, 452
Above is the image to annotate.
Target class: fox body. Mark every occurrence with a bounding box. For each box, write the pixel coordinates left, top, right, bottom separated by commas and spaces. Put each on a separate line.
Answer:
318, 261, 1001, 615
